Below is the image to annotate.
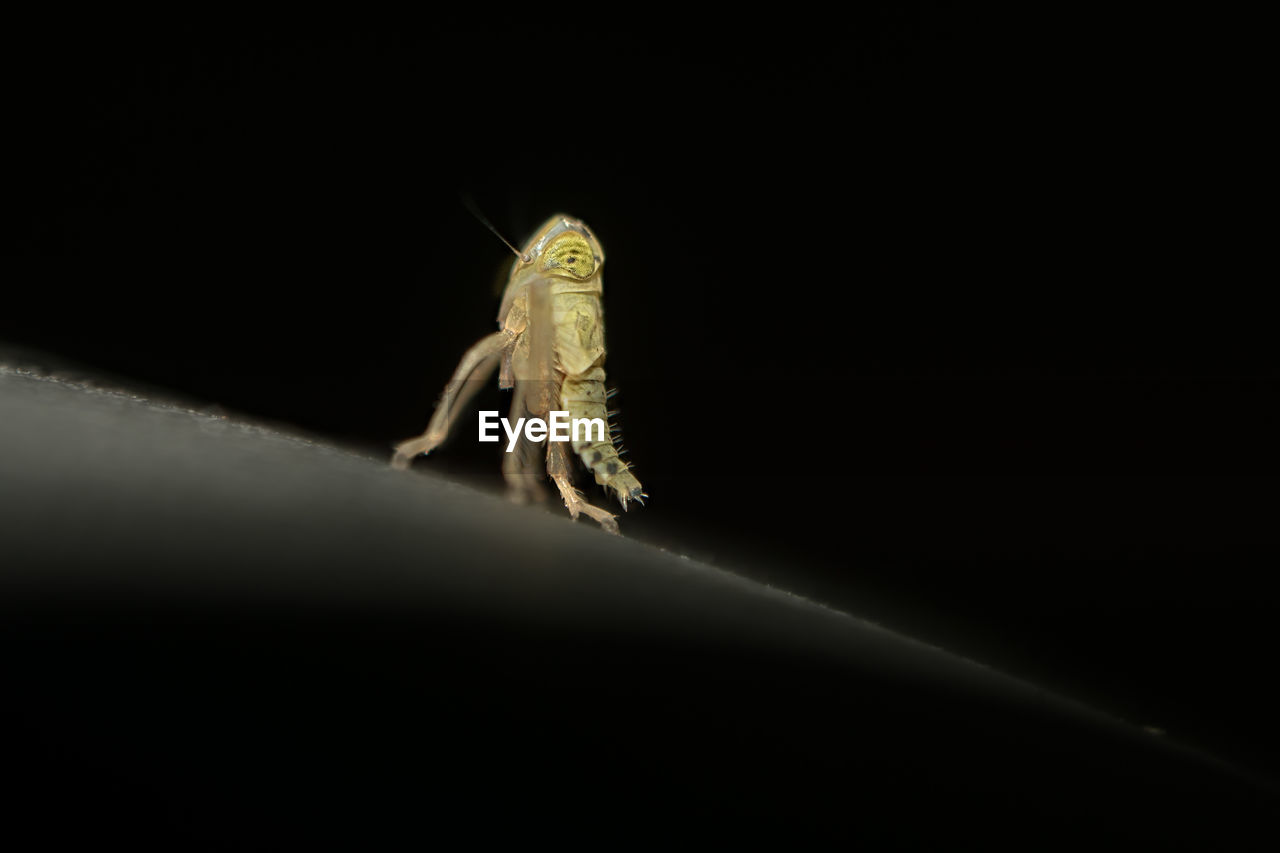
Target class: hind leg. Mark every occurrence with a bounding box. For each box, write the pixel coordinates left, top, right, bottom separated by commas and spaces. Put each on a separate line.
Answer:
391, 330, 512, 469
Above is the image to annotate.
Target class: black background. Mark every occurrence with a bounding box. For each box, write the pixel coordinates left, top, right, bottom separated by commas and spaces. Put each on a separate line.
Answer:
8, 9, 1278, 794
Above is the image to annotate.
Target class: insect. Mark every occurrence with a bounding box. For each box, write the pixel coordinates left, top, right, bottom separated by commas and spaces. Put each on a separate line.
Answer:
391, 214, 644, 534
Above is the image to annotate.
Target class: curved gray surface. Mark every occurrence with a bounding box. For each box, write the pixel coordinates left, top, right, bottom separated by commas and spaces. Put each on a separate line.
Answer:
1, 363, 1275, 848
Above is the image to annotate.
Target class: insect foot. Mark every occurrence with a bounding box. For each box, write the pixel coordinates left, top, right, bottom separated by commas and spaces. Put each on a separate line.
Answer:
552, 476, 619, 535
389, 433, 444, 470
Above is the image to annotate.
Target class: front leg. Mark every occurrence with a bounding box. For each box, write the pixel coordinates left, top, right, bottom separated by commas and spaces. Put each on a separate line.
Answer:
503, 431, 550, 505
547, 440, 618, 534
391, 330, 513, 470
501, 377, 549, 504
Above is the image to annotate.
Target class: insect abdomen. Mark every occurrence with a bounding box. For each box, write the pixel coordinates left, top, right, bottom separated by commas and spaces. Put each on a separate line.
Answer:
561, 374, 643, 506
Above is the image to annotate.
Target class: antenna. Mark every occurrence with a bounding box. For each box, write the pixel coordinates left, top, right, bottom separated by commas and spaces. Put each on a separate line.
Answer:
460, 194, 530, 263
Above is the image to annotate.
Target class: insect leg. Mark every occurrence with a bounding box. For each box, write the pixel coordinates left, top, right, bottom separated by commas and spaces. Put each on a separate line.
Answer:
391, 330, 513, 469
499, 278, 557, 504
500, 379, 549, 503
502, 432, 549, 504
546, 439, 619, 535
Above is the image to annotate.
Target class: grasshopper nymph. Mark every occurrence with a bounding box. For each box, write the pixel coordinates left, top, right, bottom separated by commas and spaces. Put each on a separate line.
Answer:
391, 214, 644, 534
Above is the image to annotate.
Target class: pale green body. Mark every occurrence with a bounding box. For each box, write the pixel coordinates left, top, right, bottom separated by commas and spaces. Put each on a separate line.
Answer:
391, 214, 643, 531
498, 217, 642, 505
